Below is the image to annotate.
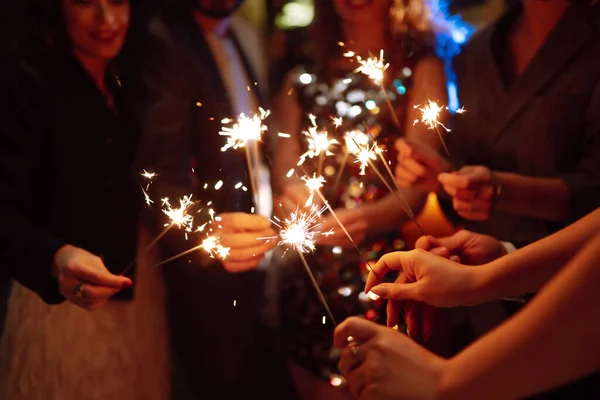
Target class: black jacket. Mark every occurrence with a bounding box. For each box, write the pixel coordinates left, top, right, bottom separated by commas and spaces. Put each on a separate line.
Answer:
0, 53, 141, 303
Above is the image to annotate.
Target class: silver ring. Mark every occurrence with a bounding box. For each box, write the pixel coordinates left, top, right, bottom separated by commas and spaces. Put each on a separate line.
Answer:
73, 282, 85, 298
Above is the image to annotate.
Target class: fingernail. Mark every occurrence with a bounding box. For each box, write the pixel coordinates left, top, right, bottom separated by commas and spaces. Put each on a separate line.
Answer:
406, 328, 411, 338
122, 281, 134, 288
370, 285, 388, 297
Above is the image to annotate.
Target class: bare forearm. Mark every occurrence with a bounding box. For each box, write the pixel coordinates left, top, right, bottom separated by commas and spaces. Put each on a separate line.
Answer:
474, 208, 600, 301
440, 235, 600, 400
495, 172, 570, 221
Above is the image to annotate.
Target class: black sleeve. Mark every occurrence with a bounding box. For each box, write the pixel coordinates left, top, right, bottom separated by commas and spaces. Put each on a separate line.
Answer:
127, 24, 203, 264
560, 80, 600, 221
0, 65, 65, 304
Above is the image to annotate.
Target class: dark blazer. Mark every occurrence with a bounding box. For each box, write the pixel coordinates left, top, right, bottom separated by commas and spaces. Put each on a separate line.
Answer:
448, 3, 600, 244
135, 9, 297, 400
0, 53, 141, 303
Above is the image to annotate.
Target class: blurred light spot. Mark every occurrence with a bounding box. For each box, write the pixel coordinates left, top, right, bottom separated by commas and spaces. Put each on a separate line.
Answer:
365, 100, 376, 110
330, 375, 344, 387
402, 67, 412, 77
332, 246, 343, 255
348, 105, 362, 118
338, 286, 352, 297
299, 73, 313, 85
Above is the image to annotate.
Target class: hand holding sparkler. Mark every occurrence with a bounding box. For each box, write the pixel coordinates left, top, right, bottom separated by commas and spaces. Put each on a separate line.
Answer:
212, 213, 277, 273
53, 245, 133, 311
317, 207, 368, 248
395, 138, 451, 192
438, 165, 497, 221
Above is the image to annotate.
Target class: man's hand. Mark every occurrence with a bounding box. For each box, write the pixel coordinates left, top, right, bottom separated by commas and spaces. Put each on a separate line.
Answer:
438, 165, 496, 221
214, 212, 277, 273
395, 138, 451, 192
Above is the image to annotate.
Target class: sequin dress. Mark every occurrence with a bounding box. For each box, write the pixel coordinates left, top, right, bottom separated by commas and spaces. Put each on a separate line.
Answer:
279, 56, 420, 384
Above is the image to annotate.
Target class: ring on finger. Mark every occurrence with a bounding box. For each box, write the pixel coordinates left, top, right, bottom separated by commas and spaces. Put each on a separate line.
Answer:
73, 281, 86, 298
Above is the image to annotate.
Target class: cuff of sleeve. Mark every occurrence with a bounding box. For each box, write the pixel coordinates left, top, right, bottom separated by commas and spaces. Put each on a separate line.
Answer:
501, 241, 517, 254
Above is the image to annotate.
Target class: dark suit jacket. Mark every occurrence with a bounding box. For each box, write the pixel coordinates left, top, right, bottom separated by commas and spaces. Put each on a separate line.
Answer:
0, 53, 140, 303
135, 9, 297, 400
448, 3, 600, 244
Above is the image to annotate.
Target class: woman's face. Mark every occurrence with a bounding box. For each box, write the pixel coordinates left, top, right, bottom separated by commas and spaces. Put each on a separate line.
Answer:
61, 0, 130, 61
333, 0, 392, 24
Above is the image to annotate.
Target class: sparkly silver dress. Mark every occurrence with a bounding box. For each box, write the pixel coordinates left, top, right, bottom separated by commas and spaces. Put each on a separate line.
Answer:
279, 56, 420, 384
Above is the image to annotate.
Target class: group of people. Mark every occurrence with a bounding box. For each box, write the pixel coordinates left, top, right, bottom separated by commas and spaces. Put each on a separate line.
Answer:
0, 0, 599, 399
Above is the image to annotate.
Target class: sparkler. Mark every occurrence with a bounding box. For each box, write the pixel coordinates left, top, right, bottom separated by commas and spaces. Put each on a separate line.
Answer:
345, 49, 402, 130
262, 205, 337, 326
219, 107, 270, 207
413, 100, 464, 158
349, 136, 426, 237
301, 173, 379, 278
121, 194, 197, 275
153, 234, 231, 267
298, 114, 338, 176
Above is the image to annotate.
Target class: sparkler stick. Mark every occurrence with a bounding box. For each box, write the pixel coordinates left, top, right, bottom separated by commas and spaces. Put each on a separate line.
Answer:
364, 156, 426, 237
345, 49, 402, 130
121, 195, 196, 275
298, 251, 337, 326
302, 174, 379, 278
265, 205, 337, 326
220, 108, 270, 206
413, 101, 463, 158
244, 145, 259, 207
153, 235, 230, 267
332, 150, 349, 191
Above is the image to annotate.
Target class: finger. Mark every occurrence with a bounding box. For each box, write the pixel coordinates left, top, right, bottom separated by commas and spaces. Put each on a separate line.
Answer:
387, 299, 402, 328
386, 272, 409, 327
364, 251, 413, 293
414, 235, 433, 250
430, 246, 451, 259
65, 262, 132, 288
218, 212, 271, 231
452, 188, 478, 201
421, 304, 436, 342
339, 343, 367, 377
404, 300, 422, 339
347, 366, 368, 399
395, 165, 419, 187
438, 172, 472, 190
77, 283, 122, 301
395, 138, 413, 156
317, 221, 367, 246
220, 229, 276, 248
369, 281, 423, 302
453, 198, 491, 214
399, 156, 428, 178
333, 316, 381, 348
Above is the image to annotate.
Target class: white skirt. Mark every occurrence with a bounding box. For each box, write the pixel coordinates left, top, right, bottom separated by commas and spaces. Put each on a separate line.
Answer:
0, 227, 171, 400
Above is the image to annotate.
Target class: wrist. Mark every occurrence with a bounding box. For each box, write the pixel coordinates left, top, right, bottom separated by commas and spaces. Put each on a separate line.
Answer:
464, 266, 494, 306
436, 359, 465, 400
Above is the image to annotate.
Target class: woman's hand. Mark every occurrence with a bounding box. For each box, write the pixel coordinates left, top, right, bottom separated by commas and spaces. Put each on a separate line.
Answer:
395, 138, 450, 192
334, 316, 445, 400
365, 250, 484, 308
53, 245, 133, 311
214, 212, 277, 273
317, 207, 368, 248
438, 166, 496, 221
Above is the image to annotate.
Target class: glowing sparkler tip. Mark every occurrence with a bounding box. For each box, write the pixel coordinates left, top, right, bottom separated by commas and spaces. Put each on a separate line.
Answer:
219, 108, 271, 151
140, 170, 157, 180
